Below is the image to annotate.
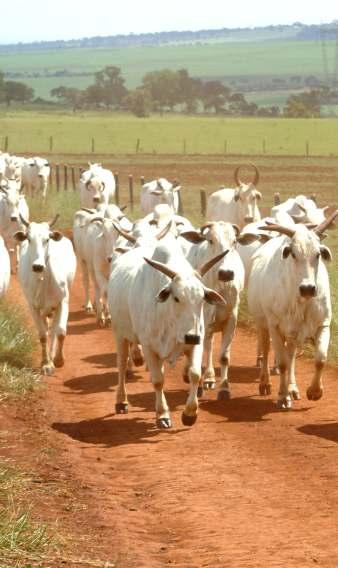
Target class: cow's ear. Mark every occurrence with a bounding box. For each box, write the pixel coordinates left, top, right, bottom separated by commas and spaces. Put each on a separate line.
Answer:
14, 231, 27, 242
180, 230, 206, 244
156, 286, 171, 303
204, 288, 226, 306
320, 245, 332, 262
50, 231, 63, 241
237, 233, 260, 245
282, 245, 291, 259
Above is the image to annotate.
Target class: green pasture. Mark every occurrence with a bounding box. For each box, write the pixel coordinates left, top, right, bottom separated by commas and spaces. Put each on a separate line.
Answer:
0, 39, 334, 100
2, 112, 338, 156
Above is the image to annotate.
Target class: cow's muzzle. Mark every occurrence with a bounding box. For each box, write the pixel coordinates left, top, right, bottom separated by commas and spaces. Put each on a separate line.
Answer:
299, 284, 316, 298
10, 215, 18, 222
32, 264, 45, 273
93, 196, 100, 204
184, 334, 200, 345
218, 269, 234, 282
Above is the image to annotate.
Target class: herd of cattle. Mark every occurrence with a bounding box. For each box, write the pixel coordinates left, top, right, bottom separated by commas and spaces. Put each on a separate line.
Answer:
0, 154, 337, 428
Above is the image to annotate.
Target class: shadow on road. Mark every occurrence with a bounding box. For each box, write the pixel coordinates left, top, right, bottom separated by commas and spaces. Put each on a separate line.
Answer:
52, 413, 185, 447
298, 422, 338, 444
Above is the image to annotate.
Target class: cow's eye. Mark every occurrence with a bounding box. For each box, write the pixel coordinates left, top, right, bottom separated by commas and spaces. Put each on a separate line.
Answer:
174, 297, 179, 303
291, 251, 296, 259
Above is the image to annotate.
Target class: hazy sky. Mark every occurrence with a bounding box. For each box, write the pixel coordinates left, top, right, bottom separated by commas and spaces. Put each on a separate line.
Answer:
1, 0, 337, 44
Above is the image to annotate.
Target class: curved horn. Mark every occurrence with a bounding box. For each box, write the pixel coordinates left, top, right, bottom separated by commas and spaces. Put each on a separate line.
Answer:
260, 221, 295, 238
157, 179, 164, 190
314, 209, 338, 236
156, 219, 174, 240
90, 216, 104, 224
198, 250, 229, 277
296, 203, 307, 214
234, 166, 242, 187
19, 213, 30, 227
144, 257, 177, 280
120, 205, 128, 212
112, 221, 137, 244
48, 214, 60, 228
250, 162, 260, 186
80, 207, 96, 214
200, 222, 214, 235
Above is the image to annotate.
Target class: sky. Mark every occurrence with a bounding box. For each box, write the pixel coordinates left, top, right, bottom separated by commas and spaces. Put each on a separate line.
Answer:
1, 0, 337, 44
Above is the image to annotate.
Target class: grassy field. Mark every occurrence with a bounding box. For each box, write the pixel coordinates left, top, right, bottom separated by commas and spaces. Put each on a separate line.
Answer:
2, 112, 338, 156
1, 40, 334, 98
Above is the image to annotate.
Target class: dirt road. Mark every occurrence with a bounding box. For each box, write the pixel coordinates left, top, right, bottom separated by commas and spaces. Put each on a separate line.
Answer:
10, 271, 338, 567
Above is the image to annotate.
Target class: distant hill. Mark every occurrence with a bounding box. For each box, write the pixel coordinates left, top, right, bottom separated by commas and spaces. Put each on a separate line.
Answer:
1, 21, 338, 52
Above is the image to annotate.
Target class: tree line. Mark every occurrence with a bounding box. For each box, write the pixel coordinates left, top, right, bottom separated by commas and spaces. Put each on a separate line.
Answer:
0, 65, 331, 118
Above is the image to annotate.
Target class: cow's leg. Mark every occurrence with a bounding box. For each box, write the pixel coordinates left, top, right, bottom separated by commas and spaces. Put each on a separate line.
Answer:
182, 343, 203, 426
52, 298, 69, 368
269, 325, 291, 409
203, 332, 216, 390
256, 333, 263, 368
218, 314, 237, 401
130, 342, 144, 367
286, 339, 300, 400
115, 337, 129, 413
307, 326, 330, 401
31, 307, 54, 375
95, 270, 109, 327
91, 268, 104, 327
258, 326, 272, 395
144, 346, 171, 428
80, 259, 93, 313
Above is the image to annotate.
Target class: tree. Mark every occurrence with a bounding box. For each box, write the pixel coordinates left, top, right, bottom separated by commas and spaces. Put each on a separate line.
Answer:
176, 69, 202, 113
93, 66, 128, 108
50, 86, 85, 111
200, 80, 230, 113
142, 69, 181, 112
284, 90, 321, 117
4, 81, 34, 106
123, 88, 152, 117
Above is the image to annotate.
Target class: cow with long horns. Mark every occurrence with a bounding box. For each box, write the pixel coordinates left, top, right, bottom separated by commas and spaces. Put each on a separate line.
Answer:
108, 238, 226, 428
248, 211, 337, 409
0, 177, 29, 272
79, 163, 115, 209
140, 178, 182, 215
15, 214, 76, 375
206, 164, 262, 230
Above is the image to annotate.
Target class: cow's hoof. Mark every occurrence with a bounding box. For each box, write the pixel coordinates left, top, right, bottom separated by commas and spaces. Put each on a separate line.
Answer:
98, 318, 106, 328
42, 363, 55, 376
306, 387, 323, 401
290, 390, 301, 400
156, 417, 172, 429
115, 402, 129, 414
203, 380, 216, 390
181, 413, 197, 426
276, 397, 292, 410
183, 374, 190, 384
53, 356, 65, 368
85, 306, 94, 314
132, 355, 144, 367
270, 366, 280, 376
105, 315, 112, 326
259, 383, 271, 396
197, 386, 204, 398
217, 389, 231, 401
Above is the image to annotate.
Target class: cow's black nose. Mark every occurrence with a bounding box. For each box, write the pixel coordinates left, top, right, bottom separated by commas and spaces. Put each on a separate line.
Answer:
32, 264, 44, 273
299, 284, 316, 298
218, 269, 234, 282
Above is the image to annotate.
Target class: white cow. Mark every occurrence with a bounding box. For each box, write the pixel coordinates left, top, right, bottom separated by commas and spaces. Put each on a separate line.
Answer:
15, 216, 76, 375
206, 164, 262, 230
0, 235, 10, 296
0, 178, 30, 271
108, 239, 225, 428
141, 178, 181, 215
79, 163, 115, 208
0, 153, 10, 181
181, 221, 245, 398
73, 205, 133, 317
21, 157, 50, 200
248, 213, 337, 409
4, 155, 25, 185
272, 194, 329, 226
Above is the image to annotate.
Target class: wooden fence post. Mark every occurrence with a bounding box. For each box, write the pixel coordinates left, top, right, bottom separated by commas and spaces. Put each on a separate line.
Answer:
140, 176, 145, 187
306, 141, 309, 157
183, 139, 187, 154
64, 165, 68, 190
49, 136, 53, 152
262, 139, 266, 154
274, 192, 281, 205
91, 137, 95, 153
200, 190, 207, 217
128, 174, 134, 211
4, 136, 8, 152
71, 166, 76, 191
136, 138, 140, 153
224, 140, 227, 154
55, 164, 60, 192
114, 172, 119, 205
